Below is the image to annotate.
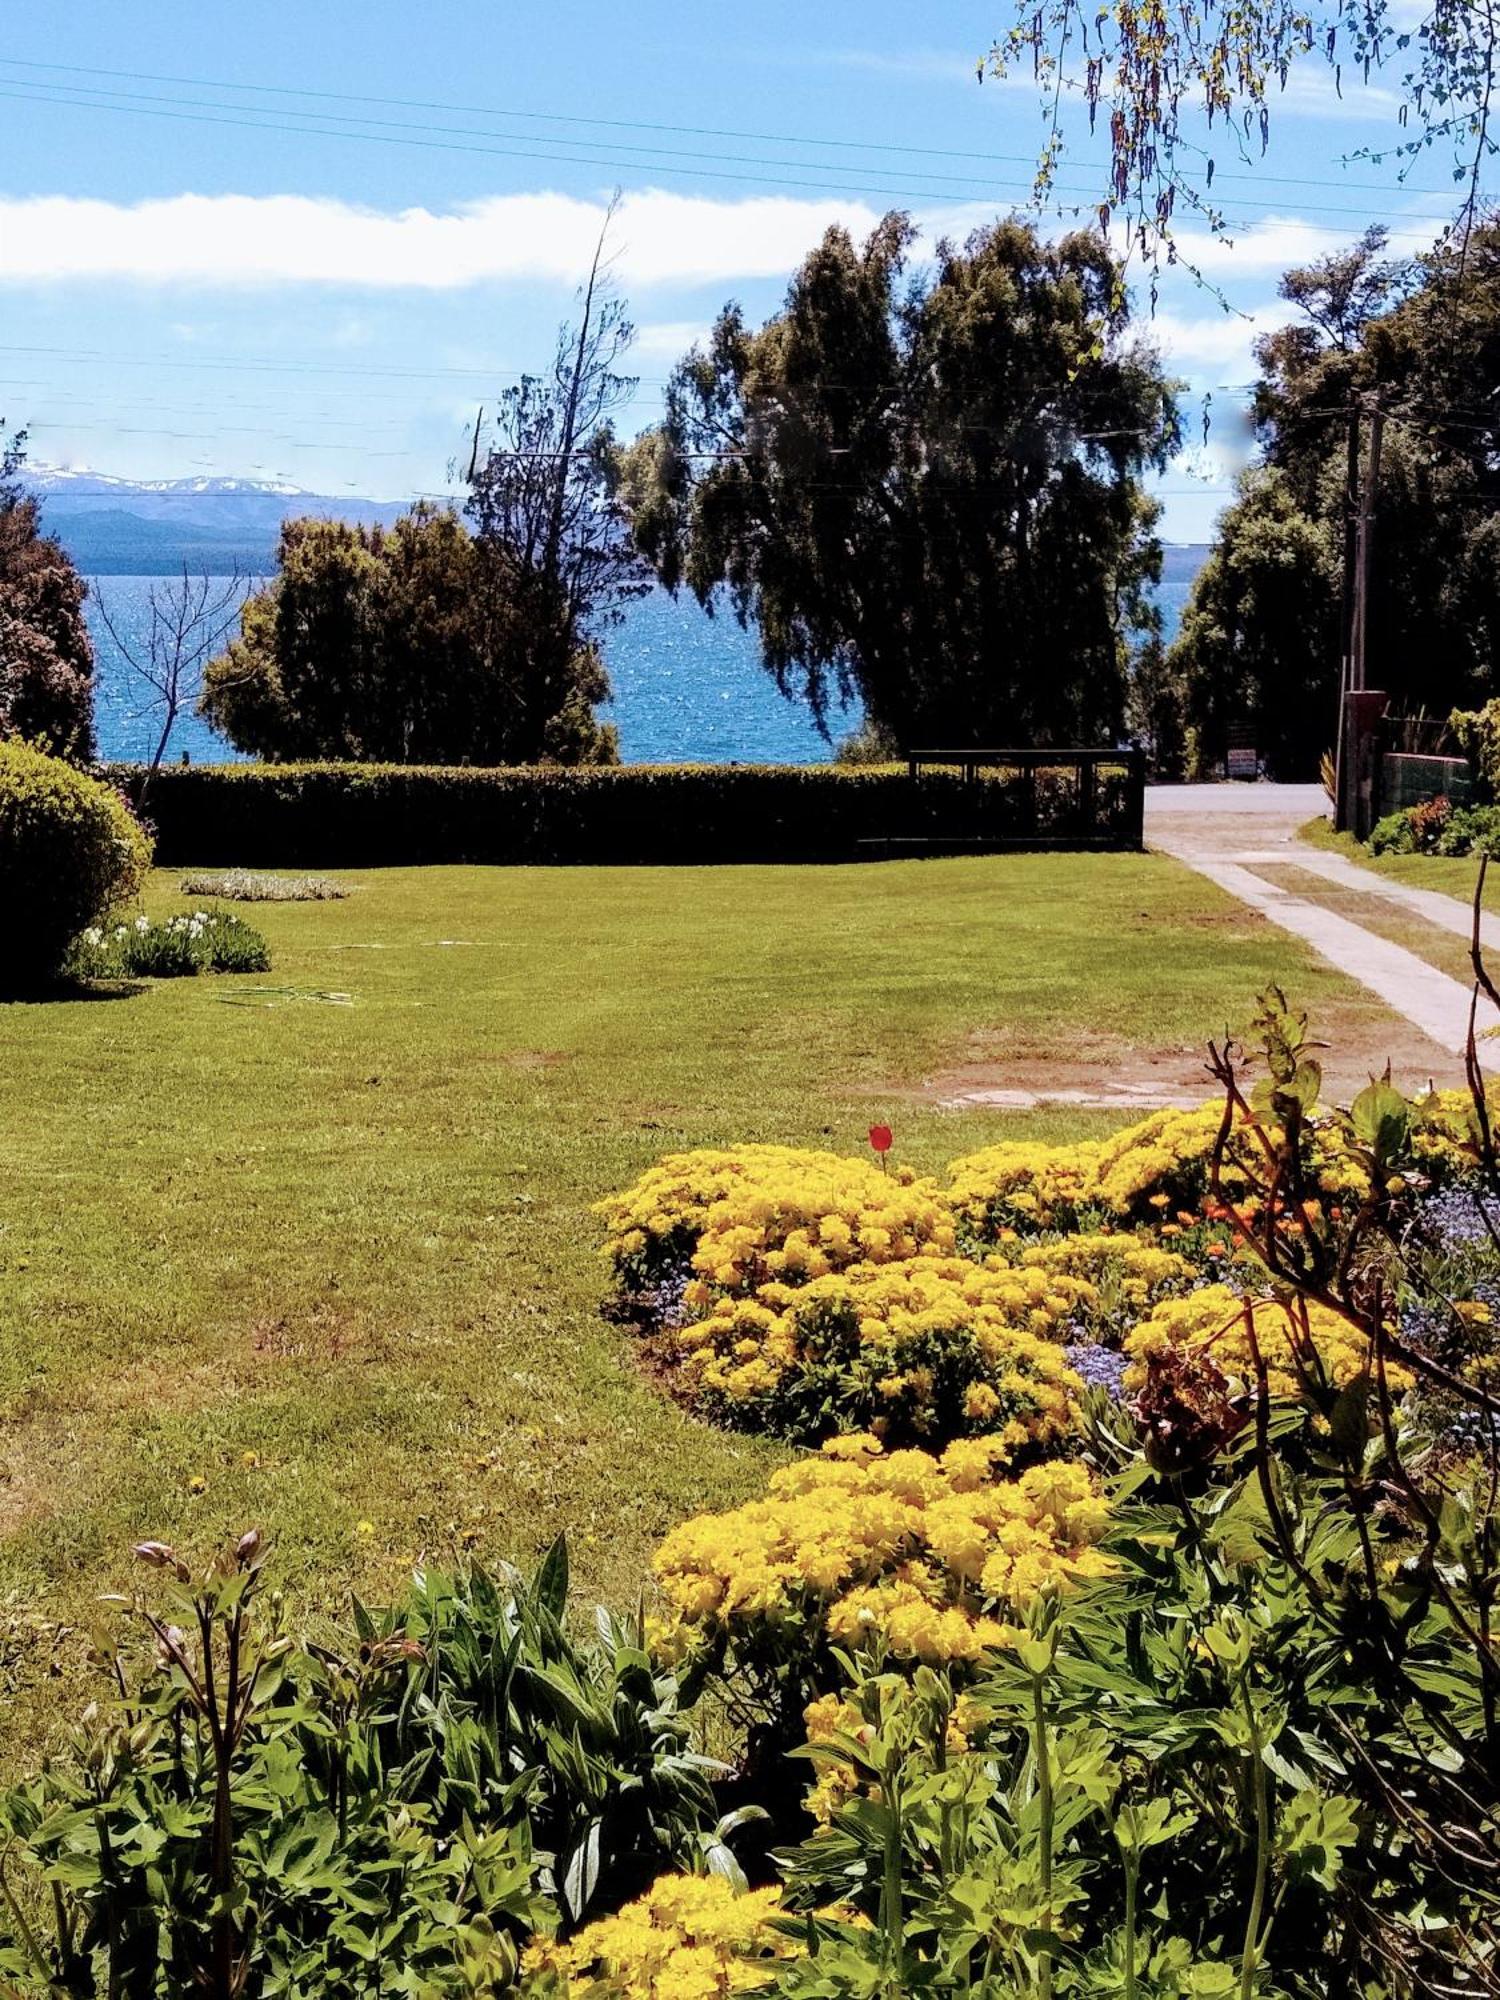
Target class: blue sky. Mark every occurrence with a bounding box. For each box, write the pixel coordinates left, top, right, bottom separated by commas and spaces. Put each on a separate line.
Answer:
0, 0, 1485, 540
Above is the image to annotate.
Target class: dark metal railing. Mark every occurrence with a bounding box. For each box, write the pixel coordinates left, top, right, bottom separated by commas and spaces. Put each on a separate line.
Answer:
891, 745, 1146, 851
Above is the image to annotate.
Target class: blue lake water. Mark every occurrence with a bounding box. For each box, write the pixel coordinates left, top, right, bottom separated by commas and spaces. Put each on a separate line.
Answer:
85, 555, 1203, 765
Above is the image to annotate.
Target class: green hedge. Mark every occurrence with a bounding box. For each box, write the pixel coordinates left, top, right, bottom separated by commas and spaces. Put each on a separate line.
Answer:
105, 761, 1143, 867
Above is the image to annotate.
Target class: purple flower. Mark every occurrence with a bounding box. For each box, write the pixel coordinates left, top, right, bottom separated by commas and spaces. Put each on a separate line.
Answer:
1064, 1342, 1128, 1401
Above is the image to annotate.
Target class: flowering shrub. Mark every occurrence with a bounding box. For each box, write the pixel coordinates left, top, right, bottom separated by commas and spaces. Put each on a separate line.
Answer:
945, 1103, 1244, 1238
522, 1874, 796, 1996
66, 908, 271, 980
664, 1255, 1087, 1448
1009, 1232, 1196, 1336
1124, 1282, 1413, 1400
179, 869, 349, 901
0, 738, 152, 985
601, 1072, 1488, 1458
650, 1436, 1112, 1686
943, 1137, 1101, 1235
596, 1146, 955, 1298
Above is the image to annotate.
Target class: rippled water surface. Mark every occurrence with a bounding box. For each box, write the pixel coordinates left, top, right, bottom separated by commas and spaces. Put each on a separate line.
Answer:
86, 556, 1200, 765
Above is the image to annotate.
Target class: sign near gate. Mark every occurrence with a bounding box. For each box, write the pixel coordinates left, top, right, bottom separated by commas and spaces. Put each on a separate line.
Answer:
1226, 725, 1258, 780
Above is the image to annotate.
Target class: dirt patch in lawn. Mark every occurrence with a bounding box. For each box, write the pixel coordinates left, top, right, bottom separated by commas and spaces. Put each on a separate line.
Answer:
897, 996, 1465, 1114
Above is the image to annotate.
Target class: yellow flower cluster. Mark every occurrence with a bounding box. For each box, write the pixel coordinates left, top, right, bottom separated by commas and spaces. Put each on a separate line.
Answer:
522, 1874, 795, 1998
651, 1435, 1112, 1671
944, 1138, 1102, 1233
596, 1145, 955, 1296
1412, 1087, 1492, 1174
1089, 1105, 1240, 1213
1123, 1283, 1413, 1399
667, 1255, 1088, 1446
946, 1103, 1241, 1235
1011, 1233, 1194, 1314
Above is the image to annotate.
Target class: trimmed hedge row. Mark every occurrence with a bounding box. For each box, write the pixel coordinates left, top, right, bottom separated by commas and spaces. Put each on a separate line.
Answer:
105, 761, 1143, 867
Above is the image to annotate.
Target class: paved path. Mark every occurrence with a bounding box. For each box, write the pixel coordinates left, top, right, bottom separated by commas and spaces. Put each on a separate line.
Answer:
1145, 785, 1500, 1055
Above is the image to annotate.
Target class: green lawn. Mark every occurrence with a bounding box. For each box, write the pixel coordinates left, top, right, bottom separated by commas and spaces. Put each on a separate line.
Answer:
0, 853, 1366, 1760
1300, 814, 1500, 909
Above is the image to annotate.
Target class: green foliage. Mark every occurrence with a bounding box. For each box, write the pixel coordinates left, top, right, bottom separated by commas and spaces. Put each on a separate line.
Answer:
1172, 222, 1500, 774
1168, 469, 1337, 781
0, 739, 152, 987
1451, 697, 1500, 798
0, 433, 96, 763
102, 759, 1146, 867
65, 908, 272, 980
832, 719, 903, 767
1370, 797, 1500, 858
0, 1535, 719, 1995
618, 215, 1178, 747
990, 0, 1497, 270
200, 506, 619, 768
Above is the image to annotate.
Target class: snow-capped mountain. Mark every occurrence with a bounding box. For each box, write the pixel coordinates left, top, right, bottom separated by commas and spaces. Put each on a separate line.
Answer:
23, 466, 433, 574
27, 467, 310, 499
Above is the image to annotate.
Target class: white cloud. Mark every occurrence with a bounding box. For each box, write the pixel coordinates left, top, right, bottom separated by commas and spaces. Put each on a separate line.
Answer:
1138, 215, 1358, 274
0, 188, 896, 291
1144, 302, 1287, 374
1275, 67, 1403, 119
632, 318, 712, 359
816, 46, 988, 84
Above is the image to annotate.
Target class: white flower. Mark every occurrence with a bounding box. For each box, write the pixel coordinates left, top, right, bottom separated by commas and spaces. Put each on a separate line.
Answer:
135, 915, 150, 933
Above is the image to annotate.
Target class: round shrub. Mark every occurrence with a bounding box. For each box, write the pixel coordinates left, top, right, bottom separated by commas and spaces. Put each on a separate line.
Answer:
0, 739, 153, 985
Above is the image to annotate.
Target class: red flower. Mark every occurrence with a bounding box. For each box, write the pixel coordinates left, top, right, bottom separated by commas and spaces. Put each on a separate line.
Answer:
868, 1124, 893, 1154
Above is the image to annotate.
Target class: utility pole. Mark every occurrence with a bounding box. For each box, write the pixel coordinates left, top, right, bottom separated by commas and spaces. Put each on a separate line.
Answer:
1333, 398, 1361, 821
1333, 391, 1384, 829
1350, 393, 1385, 695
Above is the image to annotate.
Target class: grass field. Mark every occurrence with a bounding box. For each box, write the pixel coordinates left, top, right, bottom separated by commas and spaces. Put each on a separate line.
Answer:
0, 852, 1370, 1761
1301, 814, 1500, 909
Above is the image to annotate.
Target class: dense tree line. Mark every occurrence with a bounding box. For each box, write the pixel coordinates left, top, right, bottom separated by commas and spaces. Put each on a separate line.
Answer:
1167, 220, 1500, 777
618, 214, 1179, 750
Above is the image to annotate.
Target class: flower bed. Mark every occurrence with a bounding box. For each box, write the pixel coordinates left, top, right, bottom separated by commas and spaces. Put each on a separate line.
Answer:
6, 1003, 1500, 1997
65, 908, 271, 979
650, 1436, 1112, 1681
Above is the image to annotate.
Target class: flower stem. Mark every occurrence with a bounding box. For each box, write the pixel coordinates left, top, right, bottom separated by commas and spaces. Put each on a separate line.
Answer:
1239, 1685, 1270, 2000
1032, 1672, 1055, 2000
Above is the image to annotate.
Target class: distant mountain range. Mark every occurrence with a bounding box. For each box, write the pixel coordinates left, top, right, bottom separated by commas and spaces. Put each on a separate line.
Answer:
22, 469, 1212, 627
23, 468, 424, 574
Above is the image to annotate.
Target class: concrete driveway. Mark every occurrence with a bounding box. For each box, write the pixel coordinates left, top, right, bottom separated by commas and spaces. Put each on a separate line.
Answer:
1144, 782, 1498, 1056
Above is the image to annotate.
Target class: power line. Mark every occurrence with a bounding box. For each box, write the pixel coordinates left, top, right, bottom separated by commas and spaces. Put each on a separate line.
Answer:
0, 81, 1115, 213
0, 51, 1463, 198
5, 75, 1091, 199
0, 76, 1473, 233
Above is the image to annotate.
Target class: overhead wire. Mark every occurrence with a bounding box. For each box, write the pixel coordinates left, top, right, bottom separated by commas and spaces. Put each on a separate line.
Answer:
0, 50, 1466, 198
0, 73, 1475, 234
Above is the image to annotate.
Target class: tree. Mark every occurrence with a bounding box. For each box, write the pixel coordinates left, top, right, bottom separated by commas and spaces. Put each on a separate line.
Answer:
991, 0, 1499, 270
96, 567, 246, 784
0, 423, 96, 764
617, 214, 1178, 748
1171, 215, 1500, 771
200, 505, 618, 766
1170, 469, 1339, 777
464, 206, 651, 762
